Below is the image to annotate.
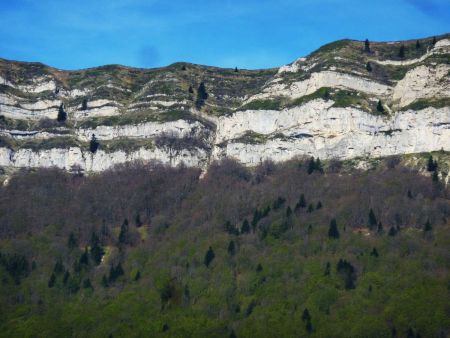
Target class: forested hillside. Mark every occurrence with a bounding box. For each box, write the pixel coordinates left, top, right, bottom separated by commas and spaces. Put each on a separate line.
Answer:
0, 155, 449, 337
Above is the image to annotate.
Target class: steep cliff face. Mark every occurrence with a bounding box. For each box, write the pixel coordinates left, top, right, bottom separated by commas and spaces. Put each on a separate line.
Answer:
0, 34, 449, 173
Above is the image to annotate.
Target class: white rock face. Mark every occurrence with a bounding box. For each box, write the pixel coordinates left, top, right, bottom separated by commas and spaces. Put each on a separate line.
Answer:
76, 119, 208, 141
212, 103, 450, 165
246, 71, 392, 103
0, 146, 209, 172
393, 64, 450, 107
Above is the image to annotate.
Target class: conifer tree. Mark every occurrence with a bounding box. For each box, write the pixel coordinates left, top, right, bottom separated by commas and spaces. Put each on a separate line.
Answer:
89, 134, 99, 153
368, 208, 377, 229
432, 170, 439, 182
48, 273, 56, 288
57, 103, 67, 122
296, 194, 307, 209
227, 240, 236, 256
316, 201, 323, 210
432, 36, 437, 46
67, 232, 77, 250
415, 40, 421, 49
234, 67, 238, 72
82, 98, 88, 110
90, 232, 104, 265
135, 213, 143, 227
79, 247, 89, 265
377, 100, 385, 113
324, 262, 330, 276
370, 247, 379, 257
307, 157, 315, 174
427, 155, 436, 171
256, 263, 263, 272
364, 39, 371, 53
196, 82, 208, 109
398, 45, 405, 58
388, 226, 397, 236
377, 222, 383, 233
101, 275, 109, 288
424, 219, 432, 232
241, 219, 250, 234
134, 270, 141, 281
302, 308, 311, 322
328, 219, 340, 238
286, 206, 292, 218
204, 246, 215, 267
118, 219, 129, 245
307, 204, 314, 213
366, 61, 372, 72
63, 271, 70, 285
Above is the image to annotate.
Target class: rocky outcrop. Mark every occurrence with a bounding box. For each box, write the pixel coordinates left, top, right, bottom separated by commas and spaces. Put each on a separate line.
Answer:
0, 35, 449, 172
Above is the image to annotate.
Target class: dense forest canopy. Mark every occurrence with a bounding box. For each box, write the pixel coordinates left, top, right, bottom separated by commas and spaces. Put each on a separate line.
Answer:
0, 157, 449, 337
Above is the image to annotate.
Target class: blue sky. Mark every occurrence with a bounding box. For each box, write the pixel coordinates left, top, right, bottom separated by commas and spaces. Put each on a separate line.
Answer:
0, 0, 449, 70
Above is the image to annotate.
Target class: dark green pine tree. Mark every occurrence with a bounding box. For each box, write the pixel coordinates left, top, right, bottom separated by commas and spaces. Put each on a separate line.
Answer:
415, 40, 421, 49
63, 271, 70, 285
427, 155, 436, 171
204, 246, 215, 267
424, 219, 432, 232
135, 213, 143, 227
377, 100, 385, 113
377, 222, 383, 233
306, 320, 313, 334
256, 263, 263, 272
324, 262, 331, 276
188, 85, 194, 94
57, 103, 67, 122
134, 270, 141, 281
302, 308, 311, 322
118, 219, 129, 245
368, 208, 377, 229
53, 259, 64, 274
195, 82, 208, 109
388, 226, 397, 236
101, 274, 109, 288
307, 204, 314, 213
286, 206, 292, 217
48, 273, 56, 288
307, 157, 315, 174
398, 44, 405, 58
366, 61, 372, 72
79, 247, 89, 265
370, 247, 379, 257
89, 134, 100, 153
67, 232, 78, 250
328, 219, 340, 238
227, 240, 236, 256
241, 219, 250, 234
90, 232, 104, 265
234, 67, 238, 72
296, 194, 307, 209
82, 98, 88, 110
316, 201, 323, 210
432, 36, 437, 46
364, 39, 371, 53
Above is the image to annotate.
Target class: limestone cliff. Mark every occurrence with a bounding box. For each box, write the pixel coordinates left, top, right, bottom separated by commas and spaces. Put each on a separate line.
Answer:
0, 34, 449, 173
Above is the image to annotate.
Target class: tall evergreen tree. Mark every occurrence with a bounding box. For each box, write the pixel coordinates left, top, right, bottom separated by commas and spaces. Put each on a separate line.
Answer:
328, 219, 340, 238
415, 40, 421, 49
118, 219, 129, 245
204, 246, 215, 267
316, 201, 323, 210
424, 219, 432, 232
196, 82, 208, 109
67, 232, 77, 250
398, 44, 405, 58
227, 240, 236, 256
302, 308, 311, 322
368, 208, 377, 229
82, 98, 88, 110
135, 213, 143, 227
241, 219, 250, 234
57, 103, 67, 122
48, 273, 56, 288
79, 247, 89, 265
366, 61, 372, 72
427, 155, 436, 171
364, 39, 371, 53
307, 157, 315, 174
89, 134, 99, 153
377, 100, 385, 113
